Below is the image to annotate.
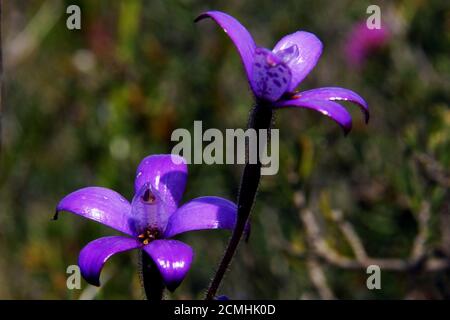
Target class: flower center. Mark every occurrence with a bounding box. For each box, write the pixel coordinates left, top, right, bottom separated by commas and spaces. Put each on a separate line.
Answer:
142, 188, 156, 204
275, 44, 299, 64
251, 48, 292, 102
137, 227, 161, 245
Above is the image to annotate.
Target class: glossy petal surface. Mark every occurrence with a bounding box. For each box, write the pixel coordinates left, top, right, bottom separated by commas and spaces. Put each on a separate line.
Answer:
78, 236, 141, 286
299, 87, 369, 122
275, 98, 352, 134
195, 11, 256, 82
164, 196, 238, 238
143, 240, 193, 292
55, 187, 135, 236
134, 154, 187, 219
273, 31, 323, 91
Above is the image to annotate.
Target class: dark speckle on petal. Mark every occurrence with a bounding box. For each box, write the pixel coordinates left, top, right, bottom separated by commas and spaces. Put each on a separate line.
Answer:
273, 79, 282, 87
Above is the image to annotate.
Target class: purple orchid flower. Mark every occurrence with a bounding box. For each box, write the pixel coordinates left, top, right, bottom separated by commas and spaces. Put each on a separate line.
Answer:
55, 154, 239, 291
196, 11, 369, 134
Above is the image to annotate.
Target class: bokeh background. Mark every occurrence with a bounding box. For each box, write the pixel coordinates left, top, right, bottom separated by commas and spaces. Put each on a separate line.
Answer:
1, 0, 449, 299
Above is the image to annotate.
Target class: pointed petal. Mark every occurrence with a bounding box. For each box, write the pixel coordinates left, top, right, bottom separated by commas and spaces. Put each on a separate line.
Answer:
195, 11, 256, 82
55, 187, 136, 236
143, 240, 193, 292
78, 236, 141, 286
134, 154, 188, 218
164, 196, 238, 238
272, 31, 323, 91
299, 87, 369, 123
275, 98, 352, 134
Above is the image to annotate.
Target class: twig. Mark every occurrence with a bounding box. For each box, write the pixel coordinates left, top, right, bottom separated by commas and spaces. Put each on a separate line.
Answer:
306, 257, 335, 300
414, 153, 450, 257
414, 153, 450, 189
292, 192, 336, 299
439, 194, 450, 256
330, 210, 368, 262
411, 202, 431, 260
5, 0, 62, 70
293, 193, 450, 273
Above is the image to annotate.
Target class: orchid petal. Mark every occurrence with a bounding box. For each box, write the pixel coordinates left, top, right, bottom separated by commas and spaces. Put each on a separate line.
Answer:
131, 183, 170, 233
275, 98, 352, 134
134, 154, 187, 219
273, 31, 323, 91
55, 187, 136, 236
164, 196, 238, 238
195, 11, 256, 82
250, 48, 292, 101
299, 87, 369, 123
78, 236, 141, 286
143, 240, 193, 292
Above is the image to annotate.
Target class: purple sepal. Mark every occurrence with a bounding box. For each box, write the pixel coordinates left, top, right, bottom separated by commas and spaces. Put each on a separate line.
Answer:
55, 187, 136, 236
134, 154, 188, 218
272, 31, 323, 92
143, 240, 193, 292
78, 236, 141, 286
195, 11, 256, 83
275, 98, 353, 134
299, 87, 369, 123
164, 196, 238, 238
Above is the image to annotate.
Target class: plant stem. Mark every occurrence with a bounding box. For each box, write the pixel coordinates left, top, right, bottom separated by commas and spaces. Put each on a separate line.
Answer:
140, 251, 165, 300
206, 103, 273, 300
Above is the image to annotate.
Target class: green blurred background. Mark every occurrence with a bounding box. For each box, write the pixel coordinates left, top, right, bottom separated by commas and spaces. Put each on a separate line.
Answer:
0, 0, 449, 299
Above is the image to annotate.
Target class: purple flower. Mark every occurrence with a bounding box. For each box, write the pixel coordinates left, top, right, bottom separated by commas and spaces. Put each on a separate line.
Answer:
196, 11, 369, 134
344, 21, 390, 67
55, 154, 238, 291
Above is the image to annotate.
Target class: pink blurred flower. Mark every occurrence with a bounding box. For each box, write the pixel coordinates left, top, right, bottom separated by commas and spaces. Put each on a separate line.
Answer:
345, 21, 390, 67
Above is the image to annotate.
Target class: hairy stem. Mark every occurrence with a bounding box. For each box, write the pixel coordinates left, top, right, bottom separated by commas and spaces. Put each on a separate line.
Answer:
206, 103, 273, 300
140, 251, 164, 300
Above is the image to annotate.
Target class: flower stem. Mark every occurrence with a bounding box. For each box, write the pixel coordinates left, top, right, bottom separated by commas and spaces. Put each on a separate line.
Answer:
206, 103, 273, 300
140, 251, 164, 300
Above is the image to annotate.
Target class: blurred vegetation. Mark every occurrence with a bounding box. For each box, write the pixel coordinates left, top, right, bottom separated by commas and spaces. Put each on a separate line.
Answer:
0, 0, 449, 299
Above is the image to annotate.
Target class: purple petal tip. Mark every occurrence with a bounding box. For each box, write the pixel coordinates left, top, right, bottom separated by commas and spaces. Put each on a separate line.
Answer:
78, 236, 141, 288
194, 11, 256, 84
143, 240, 193, 292
275, 98, 353, 135
194, 12, 209, 23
